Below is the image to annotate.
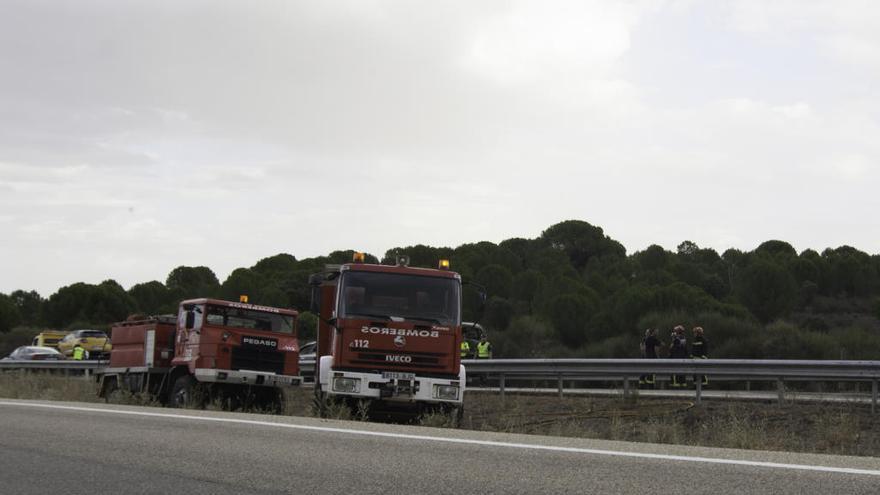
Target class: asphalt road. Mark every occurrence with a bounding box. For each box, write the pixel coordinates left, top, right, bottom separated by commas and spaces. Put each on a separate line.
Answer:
1, 399, 879, 494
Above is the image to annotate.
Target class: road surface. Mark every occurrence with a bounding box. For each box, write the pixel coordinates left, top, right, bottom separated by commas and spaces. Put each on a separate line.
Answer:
1, 399, 878, 494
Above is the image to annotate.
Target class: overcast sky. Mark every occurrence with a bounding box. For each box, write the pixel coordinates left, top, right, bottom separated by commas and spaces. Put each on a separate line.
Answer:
1, 0, 879, 295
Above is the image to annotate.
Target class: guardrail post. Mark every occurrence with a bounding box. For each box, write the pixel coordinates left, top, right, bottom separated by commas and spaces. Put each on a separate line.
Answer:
499, 374, 506, 399
777, 378, 785, 404
623, 377, 630, 398
695, 378, 702, 405
872, 379, 878, 415
84, 368, 91, 380
557, 374, 563, 398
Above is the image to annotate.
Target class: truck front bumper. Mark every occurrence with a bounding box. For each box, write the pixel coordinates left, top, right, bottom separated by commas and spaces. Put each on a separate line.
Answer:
319, 356, 465, 404
194, 368, 301, 388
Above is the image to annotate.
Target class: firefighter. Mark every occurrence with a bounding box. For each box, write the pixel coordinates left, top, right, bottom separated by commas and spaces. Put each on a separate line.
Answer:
476, 335, 492, 359
460, 339, 471, 359
72, 343, 86, 361
690, 326, 709, 387
639, 328, 661, 389
669, 325, 688, 388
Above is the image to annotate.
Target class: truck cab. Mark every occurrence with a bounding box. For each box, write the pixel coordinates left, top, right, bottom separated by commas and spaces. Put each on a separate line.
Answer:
173, 298, 301, 389
311, 254, 465, 412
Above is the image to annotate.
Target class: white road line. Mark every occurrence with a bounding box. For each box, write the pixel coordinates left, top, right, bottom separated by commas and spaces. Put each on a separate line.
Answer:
2, 400, 879, 477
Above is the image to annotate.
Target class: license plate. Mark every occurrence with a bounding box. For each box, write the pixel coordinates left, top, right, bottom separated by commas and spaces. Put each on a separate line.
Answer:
382, 371, 415, 380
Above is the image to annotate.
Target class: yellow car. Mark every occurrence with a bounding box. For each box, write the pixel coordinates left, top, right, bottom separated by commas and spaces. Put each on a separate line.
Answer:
57, 330, 112, 360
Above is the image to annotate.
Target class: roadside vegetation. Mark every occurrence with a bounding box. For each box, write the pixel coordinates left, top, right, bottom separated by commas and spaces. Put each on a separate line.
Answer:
3, 372, 878, 457
3, 220, 880, 360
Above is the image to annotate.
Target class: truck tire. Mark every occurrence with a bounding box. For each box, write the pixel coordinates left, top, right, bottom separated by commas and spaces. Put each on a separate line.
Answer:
170, 375, 198, 408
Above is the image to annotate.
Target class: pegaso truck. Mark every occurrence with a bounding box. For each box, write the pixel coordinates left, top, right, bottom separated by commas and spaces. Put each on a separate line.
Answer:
97, 297, 301, 409
309, 253, 470, 418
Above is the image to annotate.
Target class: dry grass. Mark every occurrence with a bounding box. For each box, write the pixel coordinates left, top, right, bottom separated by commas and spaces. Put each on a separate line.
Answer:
464, 392, 880, 456
3, 372, 878, 456
0, 371, 99, 403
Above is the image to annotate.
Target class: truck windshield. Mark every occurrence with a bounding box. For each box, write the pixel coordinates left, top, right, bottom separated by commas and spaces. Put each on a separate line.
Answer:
205, 305, 295, 334
339, 271, 460, 326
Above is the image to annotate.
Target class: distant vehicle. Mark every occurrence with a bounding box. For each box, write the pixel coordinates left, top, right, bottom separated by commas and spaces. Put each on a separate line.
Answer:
5, 346, 65, 361
57, 330, 112, 360
31, 330, 70, 349
461, 322, 485, 359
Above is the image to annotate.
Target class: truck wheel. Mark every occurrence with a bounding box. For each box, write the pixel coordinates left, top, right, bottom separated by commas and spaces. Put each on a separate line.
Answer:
170, 375, 198, 408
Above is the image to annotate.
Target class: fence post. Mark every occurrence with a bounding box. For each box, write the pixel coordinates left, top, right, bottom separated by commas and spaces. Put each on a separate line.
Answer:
557, 374, 564, 398
777, 378, 785, 405
872, 379, 878, 415
696, 377, 702, 405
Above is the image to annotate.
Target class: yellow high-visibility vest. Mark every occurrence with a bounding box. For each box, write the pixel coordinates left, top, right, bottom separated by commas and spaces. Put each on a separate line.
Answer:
477, 341, 491, 358
460, 341, 470, 357
72, 347, 85, 360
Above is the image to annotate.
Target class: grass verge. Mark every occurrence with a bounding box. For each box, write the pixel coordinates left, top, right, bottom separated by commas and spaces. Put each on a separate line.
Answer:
2, 372, 877, 457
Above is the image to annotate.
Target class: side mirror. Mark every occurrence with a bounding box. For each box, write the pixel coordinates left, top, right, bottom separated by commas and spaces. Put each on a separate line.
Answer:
310, 287, 321, 313
308, 273, 324, 287
185, 311, 195, 330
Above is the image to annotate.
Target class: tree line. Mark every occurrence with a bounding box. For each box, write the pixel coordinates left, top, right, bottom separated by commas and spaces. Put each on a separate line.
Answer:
2, 220, 880, 360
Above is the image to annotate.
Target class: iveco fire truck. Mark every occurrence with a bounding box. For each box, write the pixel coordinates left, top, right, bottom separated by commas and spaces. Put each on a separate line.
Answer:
309, 253, 466, 416
97, 297, 301, 409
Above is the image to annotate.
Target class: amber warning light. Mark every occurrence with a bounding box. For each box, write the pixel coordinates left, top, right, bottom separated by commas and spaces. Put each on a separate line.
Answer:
239, 295, 249, 303
353, 252, 365, 263
439, 259, 450, 270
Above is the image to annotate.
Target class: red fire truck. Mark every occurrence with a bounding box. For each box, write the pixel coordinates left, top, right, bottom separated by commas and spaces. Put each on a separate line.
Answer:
97, 297, 301, 408
309, 253, 468, 417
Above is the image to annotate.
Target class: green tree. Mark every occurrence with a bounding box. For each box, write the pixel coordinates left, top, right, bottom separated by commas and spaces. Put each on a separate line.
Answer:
220, 268, 262, 302
734, 258, 798, 322
547, 293, 596, 347
474, 264, 514, 299
482, 296, 513, 331
166, 266, 220, 299
128, 281, 174, 315
10, 290, 43, 326
0, 293, 22, 333
541, 220, 626, 270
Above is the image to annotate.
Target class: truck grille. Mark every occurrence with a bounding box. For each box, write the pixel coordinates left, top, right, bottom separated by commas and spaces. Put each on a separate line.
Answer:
352, 350, 444, 369
230, 347, 285, 374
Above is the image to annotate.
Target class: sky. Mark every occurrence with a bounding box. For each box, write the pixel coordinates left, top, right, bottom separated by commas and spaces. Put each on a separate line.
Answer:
1, 0, 879, 295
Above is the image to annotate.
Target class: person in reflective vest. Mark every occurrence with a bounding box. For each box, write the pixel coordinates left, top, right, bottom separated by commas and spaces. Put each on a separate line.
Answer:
460, 340, 471, 359
690, 326, 709, 387
639, 328, 661, 389
72, 344, 85, 360
669, 325, 688, 387
476, 336, 492, 359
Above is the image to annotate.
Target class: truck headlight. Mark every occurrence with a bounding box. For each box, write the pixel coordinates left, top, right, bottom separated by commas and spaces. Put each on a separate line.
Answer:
332, 377, 361, 393
434, 385, 459, 400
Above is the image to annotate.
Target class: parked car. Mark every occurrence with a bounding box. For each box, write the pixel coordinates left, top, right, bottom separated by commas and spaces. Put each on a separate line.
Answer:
5, 346, 65, 361
57, 330, 112, 360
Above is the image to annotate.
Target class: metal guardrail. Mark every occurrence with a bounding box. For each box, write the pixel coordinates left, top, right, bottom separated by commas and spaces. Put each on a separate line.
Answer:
462, 358, 880, 412
0, 360, 108, 377
3, 357, 878, 412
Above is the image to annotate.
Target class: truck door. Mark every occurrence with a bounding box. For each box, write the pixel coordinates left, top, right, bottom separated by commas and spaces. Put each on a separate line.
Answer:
175, 303, 203, 363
